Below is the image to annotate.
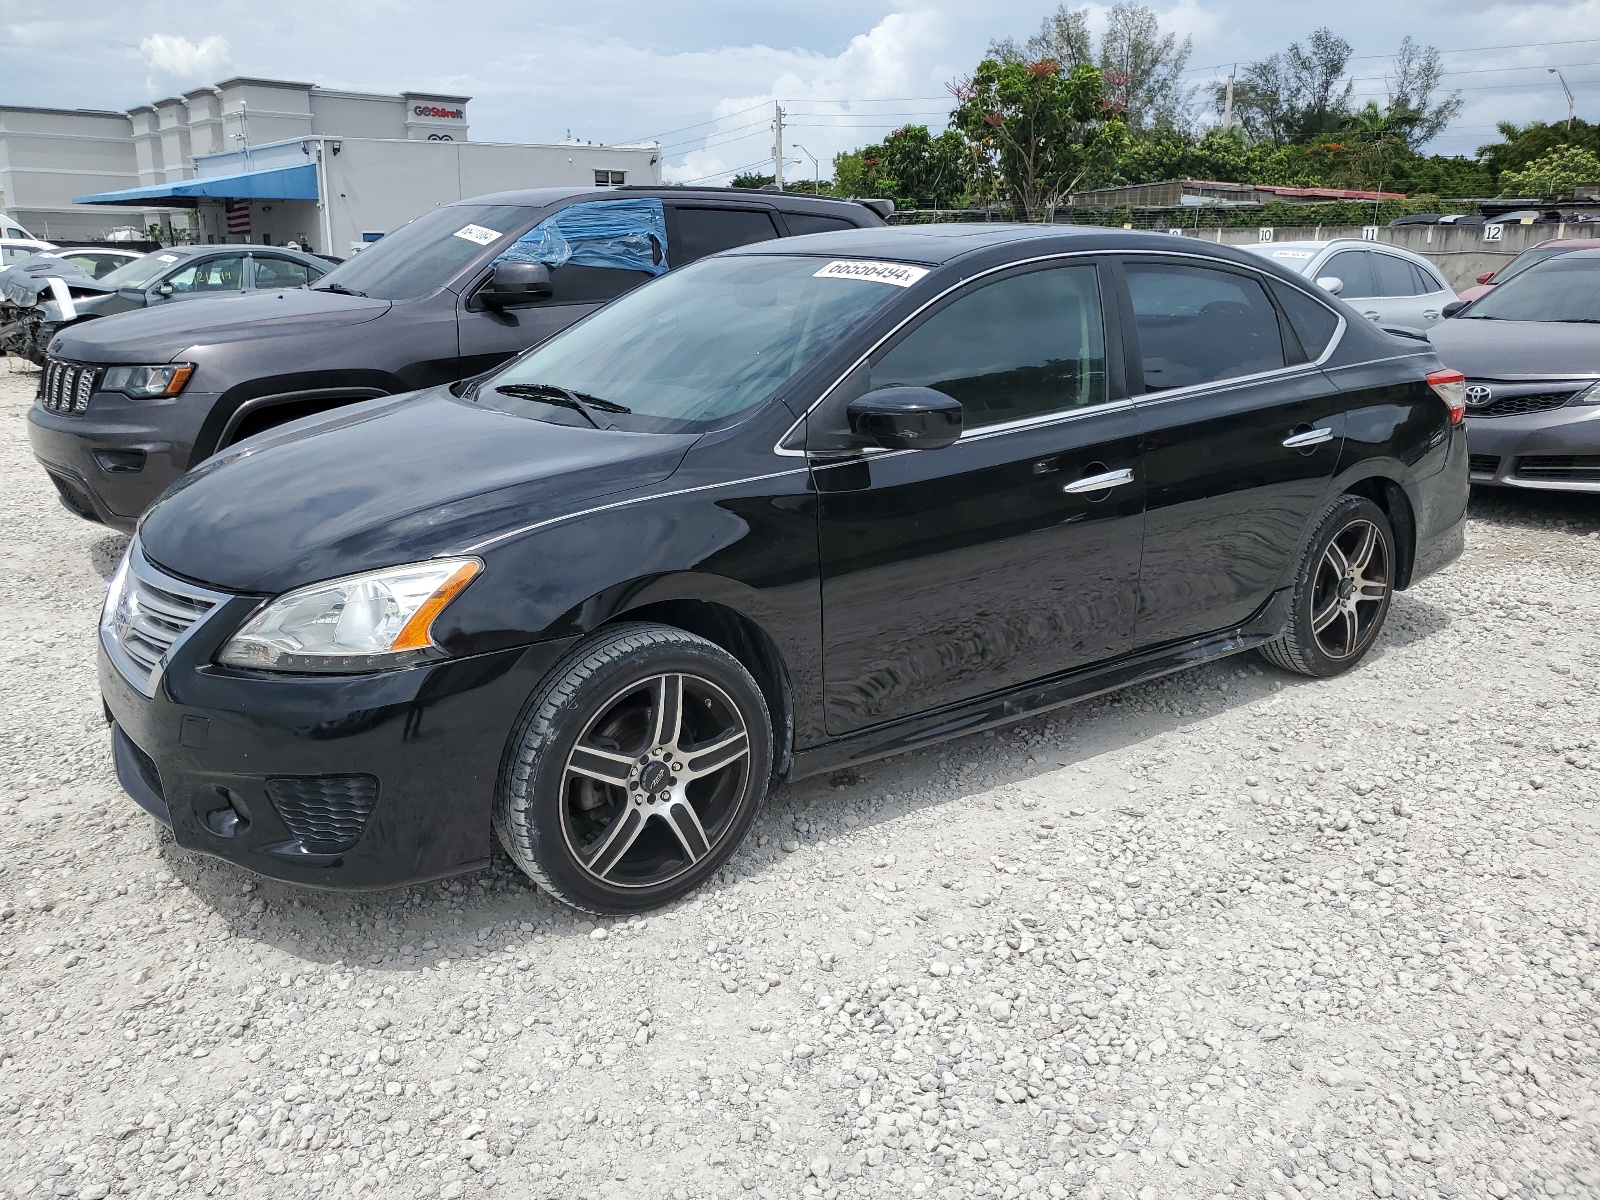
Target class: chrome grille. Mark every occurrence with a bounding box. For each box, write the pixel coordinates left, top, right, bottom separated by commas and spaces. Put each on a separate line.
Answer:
101, 541, 230, 698
38, 357, 102, 415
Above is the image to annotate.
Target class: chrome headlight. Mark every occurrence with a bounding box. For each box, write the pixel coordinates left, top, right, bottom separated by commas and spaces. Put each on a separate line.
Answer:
102, 363, 195, 398
218, 559, 481, 673
1573, 381, 1600, 405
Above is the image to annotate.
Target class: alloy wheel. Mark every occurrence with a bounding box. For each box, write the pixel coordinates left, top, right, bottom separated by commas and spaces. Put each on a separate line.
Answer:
558, 672, 752, 889
1310, 518, 1390, 661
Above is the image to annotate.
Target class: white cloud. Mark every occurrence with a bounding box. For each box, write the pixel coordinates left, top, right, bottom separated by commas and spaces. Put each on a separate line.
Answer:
138, 33, 231, 80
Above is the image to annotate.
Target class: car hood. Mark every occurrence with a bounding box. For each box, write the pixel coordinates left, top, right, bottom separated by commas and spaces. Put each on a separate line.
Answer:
49, 288, 392, 364
138, 387, 698, 594
1428, 317, 1600, 378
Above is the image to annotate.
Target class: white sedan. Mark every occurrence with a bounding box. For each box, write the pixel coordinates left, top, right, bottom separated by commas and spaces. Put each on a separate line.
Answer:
1242, 238, 1458, 330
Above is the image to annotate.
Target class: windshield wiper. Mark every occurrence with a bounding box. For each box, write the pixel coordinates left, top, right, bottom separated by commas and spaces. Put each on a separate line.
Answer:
316, 282, 368, 297
491, 383, 631, 430
1556, 318, 1600, 324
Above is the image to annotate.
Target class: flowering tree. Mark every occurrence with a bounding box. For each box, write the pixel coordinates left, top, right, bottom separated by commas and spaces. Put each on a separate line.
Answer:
950, 58, 1129, 219
1498, 145, 1600, 201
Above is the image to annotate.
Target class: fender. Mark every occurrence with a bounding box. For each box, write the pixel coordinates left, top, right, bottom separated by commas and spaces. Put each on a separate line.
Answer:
195, 369, 407, 459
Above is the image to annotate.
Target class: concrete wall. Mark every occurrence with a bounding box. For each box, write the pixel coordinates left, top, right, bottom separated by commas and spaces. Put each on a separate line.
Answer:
0, 106, 148, 240
320, 138, 663, 255
1176, 222, 1600, 291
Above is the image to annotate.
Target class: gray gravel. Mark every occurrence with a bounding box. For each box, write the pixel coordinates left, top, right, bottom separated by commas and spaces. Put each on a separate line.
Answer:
3, 354, 1600, 1200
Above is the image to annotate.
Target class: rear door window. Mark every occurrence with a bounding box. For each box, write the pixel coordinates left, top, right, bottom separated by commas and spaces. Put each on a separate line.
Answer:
1372, 253, 1421, 297
250, 256, 314, 289
1322, 250, 1377, 299
667, 207, 780, 265
1125, 262, 1287, 391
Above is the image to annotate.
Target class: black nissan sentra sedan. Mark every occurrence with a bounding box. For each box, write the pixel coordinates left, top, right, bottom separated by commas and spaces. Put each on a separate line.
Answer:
102, 225, 1469, 912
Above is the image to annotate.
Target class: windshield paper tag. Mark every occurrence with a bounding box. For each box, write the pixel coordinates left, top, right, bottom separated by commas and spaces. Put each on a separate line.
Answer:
1271, 250, 1314, 259
453, 224, 502, 246
814, 260, 928, 287
156, 253, 179, 262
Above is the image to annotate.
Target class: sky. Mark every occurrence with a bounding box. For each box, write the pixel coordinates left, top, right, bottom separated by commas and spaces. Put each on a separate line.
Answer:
3, 0, 1598, 184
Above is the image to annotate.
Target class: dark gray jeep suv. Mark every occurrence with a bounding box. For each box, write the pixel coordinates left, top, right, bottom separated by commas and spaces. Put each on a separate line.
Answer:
28, 186, 888, 530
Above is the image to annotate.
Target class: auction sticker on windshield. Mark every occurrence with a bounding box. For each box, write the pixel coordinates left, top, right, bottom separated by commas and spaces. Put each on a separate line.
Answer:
813, 260, 929, 287
453, 224, 503, 246
1271, 250, 1315, 259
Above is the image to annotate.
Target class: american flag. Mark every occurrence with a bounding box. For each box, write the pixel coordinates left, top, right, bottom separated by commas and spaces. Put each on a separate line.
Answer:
225, 199, 251, 238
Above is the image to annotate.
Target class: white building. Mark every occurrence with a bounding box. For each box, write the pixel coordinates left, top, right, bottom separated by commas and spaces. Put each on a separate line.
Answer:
0, 77, 661, 252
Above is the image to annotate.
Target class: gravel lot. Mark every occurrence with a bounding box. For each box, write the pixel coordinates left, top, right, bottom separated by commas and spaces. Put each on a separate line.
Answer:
3, 354, 1600, 1200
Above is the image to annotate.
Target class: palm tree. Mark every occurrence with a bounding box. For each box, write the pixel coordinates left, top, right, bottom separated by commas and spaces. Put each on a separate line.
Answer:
1340, 102, 1420, 193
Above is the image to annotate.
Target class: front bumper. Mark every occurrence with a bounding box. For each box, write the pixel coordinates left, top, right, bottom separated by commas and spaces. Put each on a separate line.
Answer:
1466, 403, 1600, 492
100, 583, 579, 889
26, 388, 222, 530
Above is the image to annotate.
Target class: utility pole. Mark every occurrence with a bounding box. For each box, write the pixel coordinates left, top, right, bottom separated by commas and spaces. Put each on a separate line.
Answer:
1222, 66, 1236, 131
772, 104, 785, 190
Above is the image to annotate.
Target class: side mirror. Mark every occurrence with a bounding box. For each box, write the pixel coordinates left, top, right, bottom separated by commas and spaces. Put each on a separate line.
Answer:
1475, 270, 1496, 284
478, 260, 552, 309
846, 386, 962, 451
1441, 299, 1468, 319
1314, 276, 1343, 296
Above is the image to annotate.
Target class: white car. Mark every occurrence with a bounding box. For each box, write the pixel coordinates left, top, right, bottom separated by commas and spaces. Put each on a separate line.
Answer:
1242, 239, 1458, 330
0, 237, 59, 269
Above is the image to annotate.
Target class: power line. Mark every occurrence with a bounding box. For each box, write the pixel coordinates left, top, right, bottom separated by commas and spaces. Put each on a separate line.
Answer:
1183, 34, 1600, 78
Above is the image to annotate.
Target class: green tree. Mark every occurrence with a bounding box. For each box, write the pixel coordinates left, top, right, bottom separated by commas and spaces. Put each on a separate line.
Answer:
1337, 101, 1420, 191
832, 147, 883, 197
1499, 145, 1600, 200
729, 172, 775, 189
1386, 36, 1462, 150
950, 58, 1128, 217
991, 4, 1192, 132
874, 126, 969, 208
1478, 120, 1600, 191
1218, 28, 1354, 146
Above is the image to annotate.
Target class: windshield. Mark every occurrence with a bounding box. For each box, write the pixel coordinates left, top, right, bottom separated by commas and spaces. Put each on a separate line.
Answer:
1492, 244, 1573, 286
1461, 258, 1600, 322
314, 204, 535, 301
98, 253, 169, 290
482, 254, 908, 432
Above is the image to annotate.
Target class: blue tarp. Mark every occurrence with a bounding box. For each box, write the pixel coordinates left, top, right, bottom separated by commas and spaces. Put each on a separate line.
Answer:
75, 163, 319, 206
495, 198, 668, 276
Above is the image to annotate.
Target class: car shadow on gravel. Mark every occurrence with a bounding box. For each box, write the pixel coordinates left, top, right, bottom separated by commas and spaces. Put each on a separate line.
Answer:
88, 533, 129, 580
1468, 487, 1600, 534
146, 589, 1452, 970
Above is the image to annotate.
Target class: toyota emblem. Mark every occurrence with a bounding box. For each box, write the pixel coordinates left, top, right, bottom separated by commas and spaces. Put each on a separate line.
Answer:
1464, 384, 1492, 406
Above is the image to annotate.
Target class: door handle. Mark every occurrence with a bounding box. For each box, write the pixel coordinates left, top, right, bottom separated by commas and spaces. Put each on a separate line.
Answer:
1282, 427, 1334, 449
1062, 468, 1135, 494
1363, 311, 1381, 322
1422, 309, 1440, 320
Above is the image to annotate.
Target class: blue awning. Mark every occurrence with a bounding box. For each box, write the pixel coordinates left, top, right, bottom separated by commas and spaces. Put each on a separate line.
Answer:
75, 163, 318, 206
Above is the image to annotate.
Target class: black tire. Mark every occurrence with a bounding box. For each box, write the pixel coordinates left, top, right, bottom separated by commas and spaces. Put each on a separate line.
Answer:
493, 622, 772, 913
1260, 494, 1395, 678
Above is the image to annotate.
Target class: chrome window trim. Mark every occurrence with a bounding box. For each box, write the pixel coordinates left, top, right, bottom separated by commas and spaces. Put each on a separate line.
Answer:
101, 538, 233, 699
775, 247, 1350, 456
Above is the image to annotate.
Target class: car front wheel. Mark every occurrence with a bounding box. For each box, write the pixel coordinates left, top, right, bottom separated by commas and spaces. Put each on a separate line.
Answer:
493, 622, 772, 913
1260, 493, 1395, 678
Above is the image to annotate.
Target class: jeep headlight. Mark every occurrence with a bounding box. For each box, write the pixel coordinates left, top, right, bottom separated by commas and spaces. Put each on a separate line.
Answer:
101, 363, 195, 398
218, 559, 481, 673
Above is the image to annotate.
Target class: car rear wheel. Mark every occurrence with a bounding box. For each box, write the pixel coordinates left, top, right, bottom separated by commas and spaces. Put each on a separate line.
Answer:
1260, 494, 1395, 678
493, 622, 772, 913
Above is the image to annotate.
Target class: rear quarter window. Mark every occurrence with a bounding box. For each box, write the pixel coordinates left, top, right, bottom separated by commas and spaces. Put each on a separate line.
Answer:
1269, 280, 1341, 360
782, 213, 860, 236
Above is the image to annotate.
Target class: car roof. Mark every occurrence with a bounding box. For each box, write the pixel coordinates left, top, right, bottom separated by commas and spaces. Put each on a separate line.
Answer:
454, 185, 885, 217
725, 223, 1298, 267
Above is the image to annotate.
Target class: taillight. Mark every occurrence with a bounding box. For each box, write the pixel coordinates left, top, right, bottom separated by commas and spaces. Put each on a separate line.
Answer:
1426, 368, 1467, 425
